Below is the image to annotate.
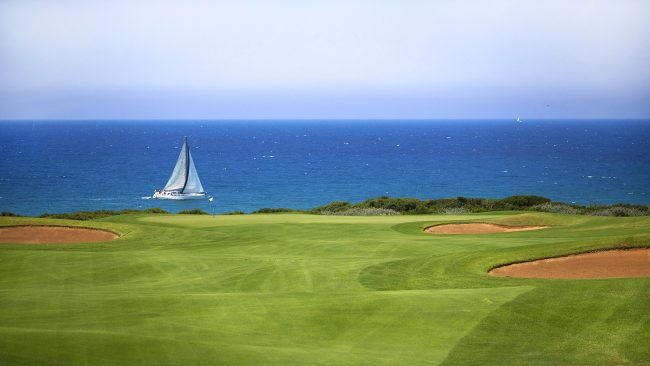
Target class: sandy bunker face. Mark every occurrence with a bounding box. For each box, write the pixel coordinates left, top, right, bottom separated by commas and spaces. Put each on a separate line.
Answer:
0, 226, 118, 244
490, 248, 650, 279
425, 223, 548, 235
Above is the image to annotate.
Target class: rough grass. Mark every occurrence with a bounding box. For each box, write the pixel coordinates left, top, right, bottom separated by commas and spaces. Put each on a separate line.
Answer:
0, 212, 648, 366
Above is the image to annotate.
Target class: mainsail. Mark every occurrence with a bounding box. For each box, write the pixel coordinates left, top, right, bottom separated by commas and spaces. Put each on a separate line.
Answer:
162, 137, 205, 193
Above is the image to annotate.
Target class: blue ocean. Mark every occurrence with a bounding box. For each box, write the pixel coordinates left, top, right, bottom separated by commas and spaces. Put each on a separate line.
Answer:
1, 120, 649, 216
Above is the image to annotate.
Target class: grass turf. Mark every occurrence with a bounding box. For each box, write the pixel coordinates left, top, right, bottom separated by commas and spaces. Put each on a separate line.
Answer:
0, 212, 648, 365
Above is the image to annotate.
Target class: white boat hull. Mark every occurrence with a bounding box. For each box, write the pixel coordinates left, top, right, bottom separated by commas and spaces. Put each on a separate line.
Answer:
152, 191, 206, 200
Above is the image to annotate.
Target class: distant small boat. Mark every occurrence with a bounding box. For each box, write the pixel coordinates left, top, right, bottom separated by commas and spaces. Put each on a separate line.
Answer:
153, 137, 206, 200
516, 117, 522, 123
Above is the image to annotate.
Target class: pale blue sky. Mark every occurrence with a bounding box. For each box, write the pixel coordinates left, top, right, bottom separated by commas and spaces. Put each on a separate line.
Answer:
1, 0, 649, 119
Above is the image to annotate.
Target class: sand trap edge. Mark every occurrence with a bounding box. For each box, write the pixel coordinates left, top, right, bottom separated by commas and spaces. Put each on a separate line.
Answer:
489, 247, 650, 279
0, 225, 120, 244
424, 223, 549, 235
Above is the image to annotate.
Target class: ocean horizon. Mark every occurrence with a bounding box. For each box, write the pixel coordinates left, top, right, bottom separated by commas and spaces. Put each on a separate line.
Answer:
1, 119, 649, 216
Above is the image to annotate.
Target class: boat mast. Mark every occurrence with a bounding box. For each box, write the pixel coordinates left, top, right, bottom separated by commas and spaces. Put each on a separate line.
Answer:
181, 137, 190, 193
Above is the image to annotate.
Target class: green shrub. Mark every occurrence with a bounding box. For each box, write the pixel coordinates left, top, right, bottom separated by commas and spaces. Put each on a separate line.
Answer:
27, 196, 646, 221
177, 209, 209, 215
1, 211, 21, 217
588, 206, 648, 217
37, 207, 169, 220
498, 195, 551, 208
311, 201, 352, 214
252, 208, 298, 214
531, 203, 581, 215
443, 207, 469, 214
307, 196, 648, 217
608, 203, 649, 213
355, 197, 424, 213
312, 195, 554, 215
143, 207, 169, 214
39, 209, 142, 220
328, 207, 401, 216
421, 197, 494, 214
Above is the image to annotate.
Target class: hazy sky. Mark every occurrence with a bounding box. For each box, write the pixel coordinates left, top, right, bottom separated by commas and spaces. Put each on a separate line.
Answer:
1, 0, 649, 119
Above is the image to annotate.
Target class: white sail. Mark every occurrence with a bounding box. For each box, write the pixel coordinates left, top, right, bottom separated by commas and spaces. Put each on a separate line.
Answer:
160, 137, 205, 194
182, 153, 205, 193
163, 139, 189, 191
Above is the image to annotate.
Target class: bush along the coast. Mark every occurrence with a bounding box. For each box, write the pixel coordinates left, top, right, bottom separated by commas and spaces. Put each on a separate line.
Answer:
143, 208, 170, 214
312, 195, 650, 216
530, 203, 581, 215
310, 201, 353, 214
311, 196, 518, 215
531, 203, 649, 217
328, 195, 555, 215
178, 209, 209, 215
499, 195, 551, 208
38, 208, 163, 220
252, 208, 300, 214
27, 196, 650, 218
327, 207, 401, 216
356, 197, 424, 213
1, 211, 22, 217
442, 207, 470, 214
584, 204, 650, 217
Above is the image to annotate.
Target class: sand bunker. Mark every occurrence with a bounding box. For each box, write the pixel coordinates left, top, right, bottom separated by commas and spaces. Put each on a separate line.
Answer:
425, 223, 548, 235
490, 248, 650, 279
0, 225, 118, 244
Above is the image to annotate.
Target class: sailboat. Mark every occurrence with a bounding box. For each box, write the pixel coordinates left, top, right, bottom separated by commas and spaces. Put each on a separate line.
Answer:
153, 137, 206, 200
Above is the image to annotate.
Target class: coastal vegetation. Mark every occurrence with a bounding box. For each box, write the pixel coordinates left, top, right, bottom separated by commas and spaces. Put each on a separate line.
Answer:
0, 211, 648, 365
1, 211, 22, 217
177, 208, 209, 215
2, 195, 649, 219
251, 207, 299, 214
37, 208, 170, 220
323, 207, 400, 216
311, 195, 650, 216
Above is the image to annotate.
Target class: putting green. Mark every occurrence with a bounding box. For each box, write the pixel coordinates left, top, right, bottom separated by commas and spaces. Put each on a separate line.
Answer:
0, 212, 648, 365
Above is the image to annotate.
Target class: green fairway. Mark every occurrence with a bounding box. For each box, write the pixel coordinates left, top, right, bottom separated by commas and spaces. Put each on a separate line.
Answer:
0, 212, 648, 365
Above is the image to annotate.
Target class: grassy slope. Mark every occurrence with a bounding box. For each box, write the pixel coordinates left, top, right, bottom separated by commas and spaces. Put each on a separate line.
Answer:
0, 212, 648, 365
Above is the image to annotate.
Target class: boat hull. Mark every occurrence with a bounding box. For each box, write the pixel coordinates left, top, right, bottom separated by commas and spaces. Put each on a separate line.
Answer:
152, 192, 206, 200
